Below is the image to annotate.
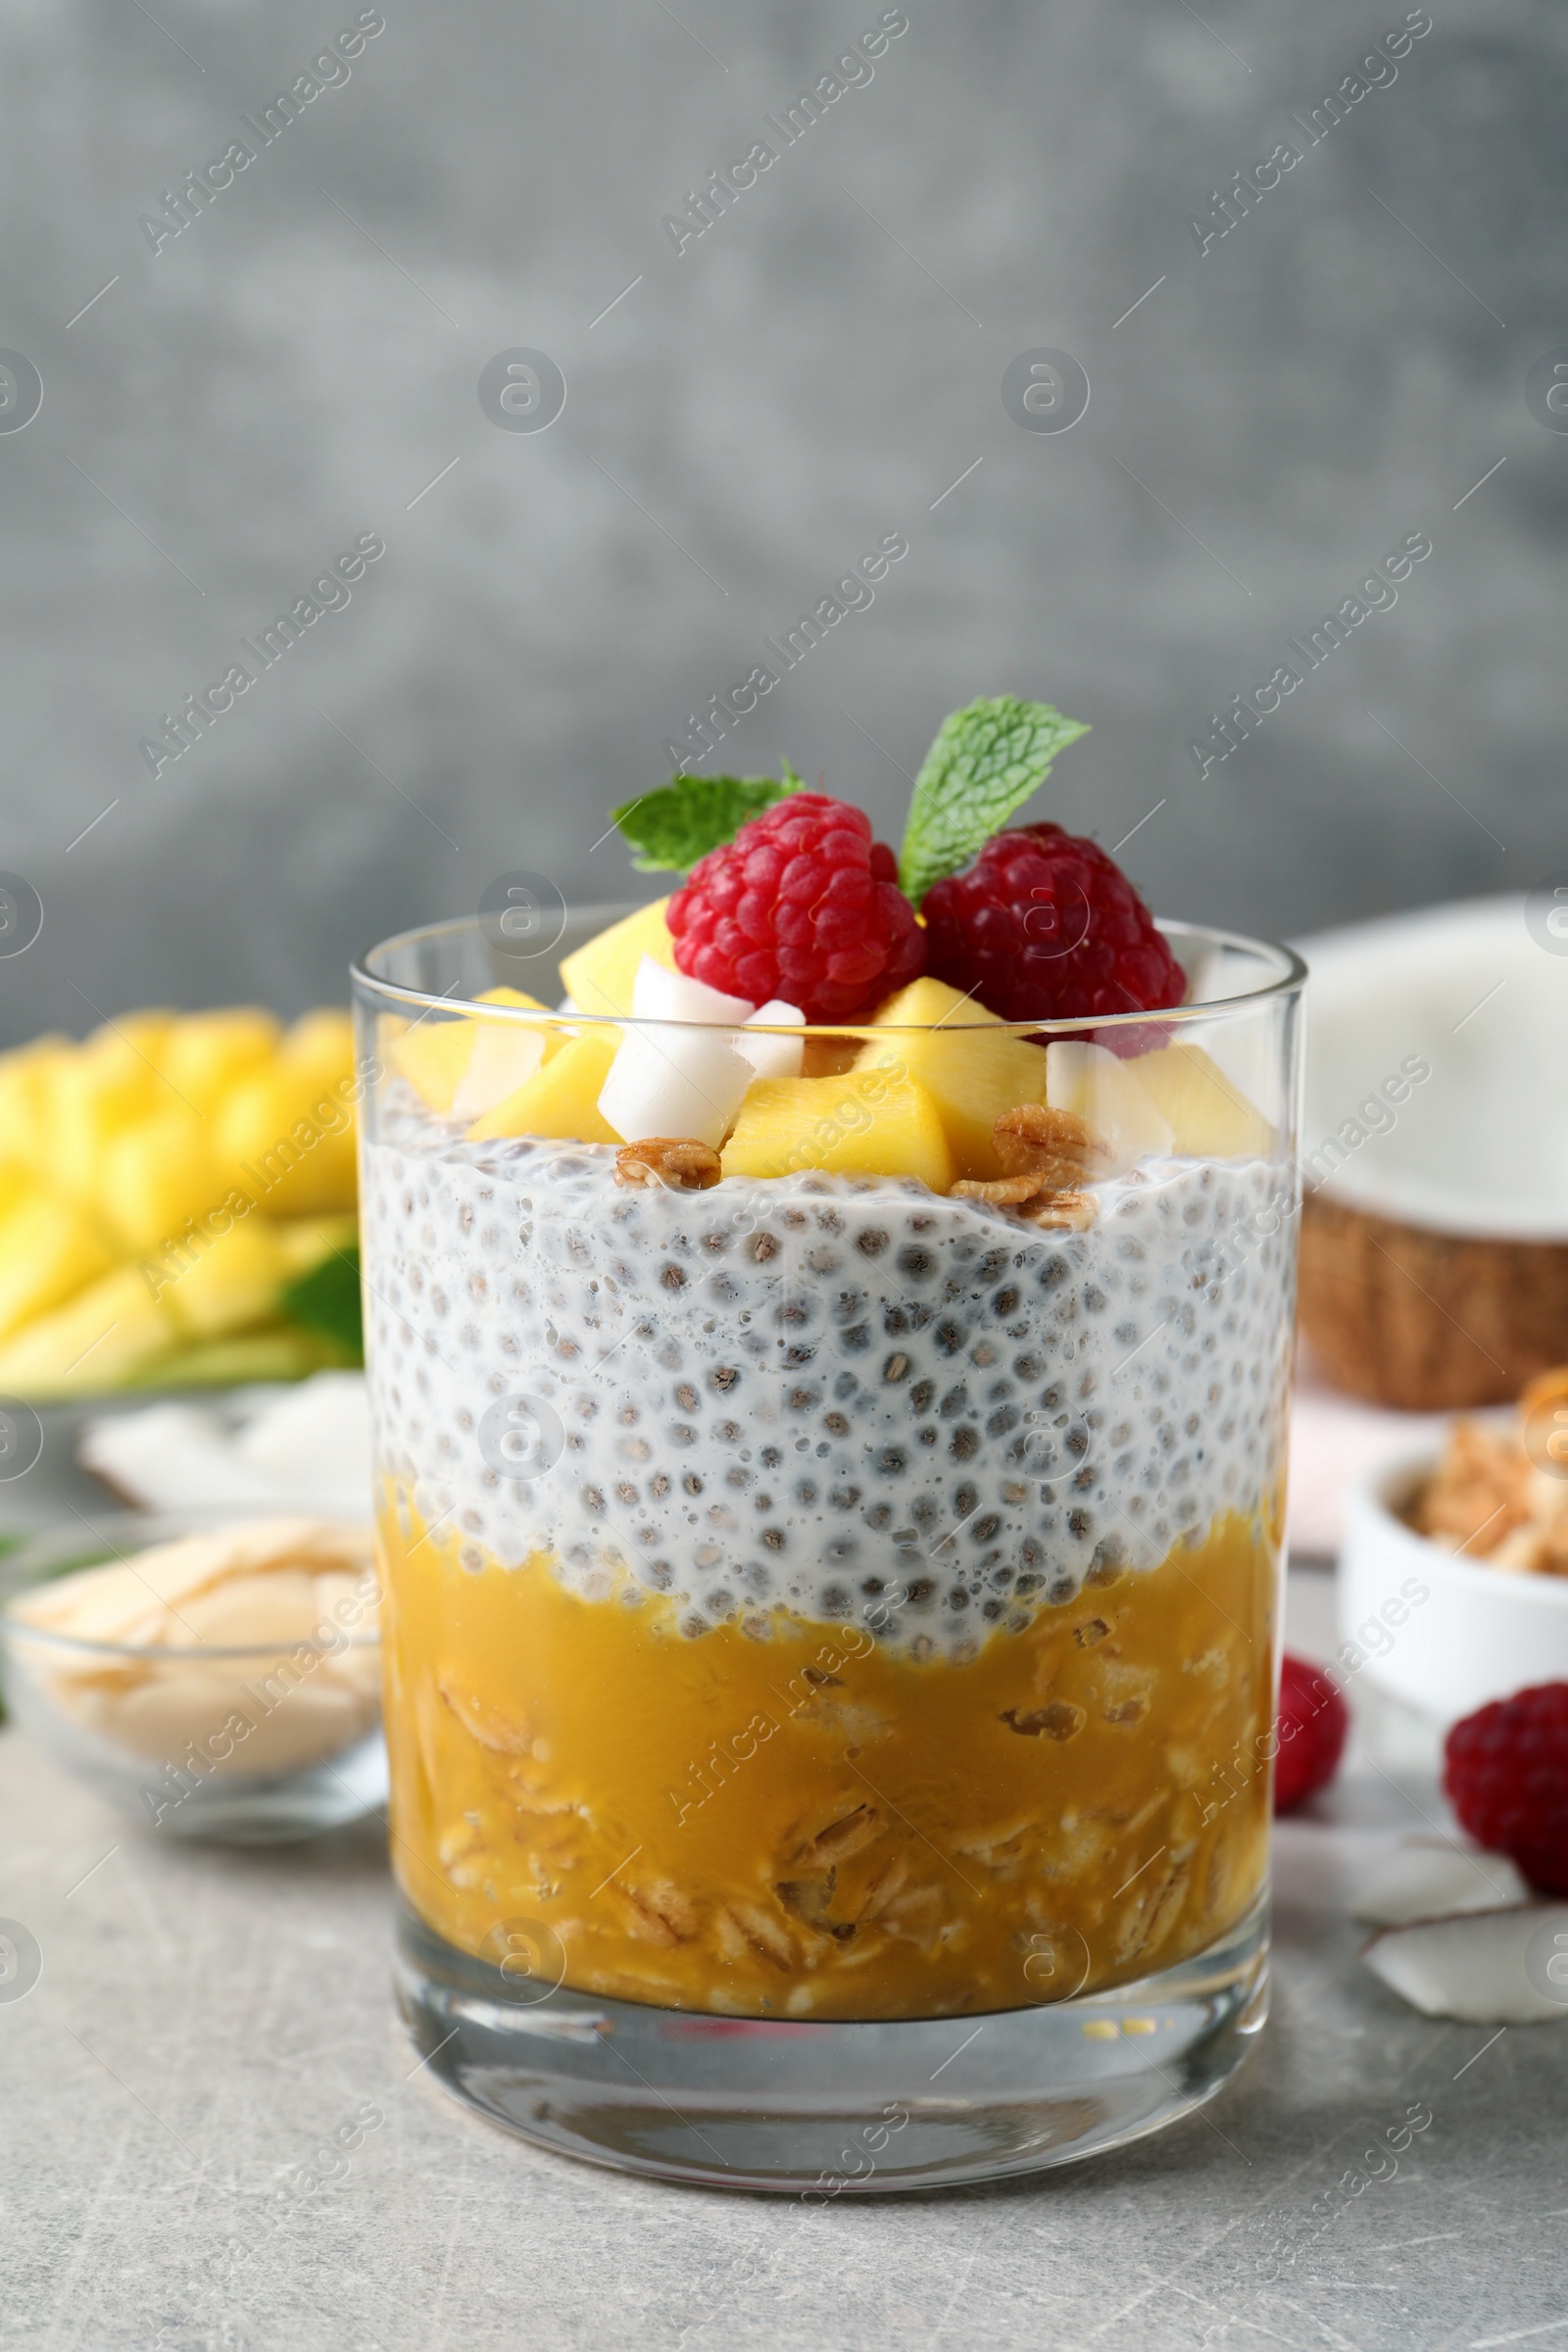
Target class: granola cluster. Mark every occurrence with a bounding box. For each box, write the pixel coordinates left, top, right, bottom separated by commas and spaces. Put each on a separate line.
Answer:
1409, 1375, 1568, 1575
950, 1103, 1109, 1230
613, 1137, 723, 1190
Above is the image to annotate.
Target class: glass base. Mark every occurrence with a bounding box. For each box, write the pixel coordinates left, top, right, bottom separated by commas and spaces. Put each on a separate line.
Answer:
394, 1889, 1269, 2193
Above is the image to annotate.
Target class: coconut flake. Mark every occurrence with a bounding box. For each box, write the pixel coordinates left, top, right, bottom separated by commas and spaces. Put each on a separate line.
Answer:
598, 1025, 754, 1150
1360, 1904, 1568, 2024
739, 1001, 805, 1081
1349, 1840, 1531, 1929
631, 956, 754, 1026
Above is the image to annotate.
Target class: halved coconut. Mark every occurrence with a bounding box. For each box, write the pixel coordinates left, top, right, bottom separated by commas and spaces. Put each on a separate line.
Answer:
1296, 897, 1568, 1409
1360, 1902, 1568, 2024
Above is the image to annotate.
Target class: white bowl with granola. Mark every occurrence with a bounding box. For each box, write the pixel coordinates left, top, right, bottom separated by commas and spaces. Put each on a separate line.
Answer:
1339, 1382, 1568, 1723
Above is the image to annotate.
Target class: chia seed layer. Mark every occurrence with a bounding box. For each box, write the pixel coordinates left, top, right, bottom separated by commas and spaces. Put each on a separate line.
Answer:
362, 1109, 1295, 1658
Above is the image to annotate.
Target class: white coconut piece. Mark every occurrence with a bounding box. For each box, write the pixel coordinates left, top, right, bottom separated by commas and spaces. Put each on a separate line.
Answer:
555, 994, 581, 1016
1046, 1040, 1174, 1174
450, 1021, 547, 1122
1360, 1904, 1568, 2024
739, 1001, 805, 1081
598, 1025, 755, 1150
631, 956, 755, 1025
1350, 1841, 1531, 1928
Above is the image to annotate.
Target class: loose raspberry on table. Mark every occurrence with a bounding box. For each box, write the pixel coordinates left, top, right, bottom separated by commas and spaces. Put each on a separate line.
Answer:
667, 793, 925, 1024
1274, 1652, 1348, 1814
1444, 1682, 1568, 1896
921, 823, 1186, 1026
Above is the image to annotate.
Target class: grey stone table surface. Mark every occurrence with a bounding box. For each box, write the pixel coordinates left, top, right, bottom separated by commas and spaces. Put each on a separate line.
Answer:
2, 1567, 1564, 2352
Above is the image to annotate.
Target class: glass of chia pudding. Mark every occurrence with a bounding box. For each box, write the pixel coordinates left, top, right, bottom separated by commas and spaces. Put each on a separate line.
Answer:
354, 701, 1305, 2190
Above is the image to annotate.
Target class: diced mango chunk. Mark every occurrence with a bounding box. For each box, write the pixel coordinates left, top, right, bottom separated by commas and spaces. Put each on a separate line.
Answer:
390, 1018, 474, 1115
857, 978, 1050, 1179
1124, 1043, 1273, 1158
0, 1265, 173, 1396
559, 900, 676, 1018
722, 1069, 955, 1191
1045, 1042, 1174, 1175
391, 988, 557, 1116
467, 1026, 622, 1145
0, 1195, 115, 1343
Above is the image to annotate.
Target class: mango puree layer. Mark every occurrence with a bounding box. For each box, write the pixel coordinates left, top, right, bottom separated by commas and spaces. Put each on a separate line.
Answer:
380, 1508, 1277, 2020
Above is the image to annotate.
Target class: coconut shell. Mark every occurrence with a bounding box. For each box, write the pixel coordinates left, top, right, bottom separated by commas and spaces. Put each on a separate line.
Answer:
1298, 1192, 1568, 1410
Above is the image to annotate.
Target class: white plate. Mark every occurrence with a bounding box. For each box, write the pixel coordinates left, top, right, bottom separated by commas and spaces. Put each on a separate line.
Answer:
1339, 1447, 1568, 1724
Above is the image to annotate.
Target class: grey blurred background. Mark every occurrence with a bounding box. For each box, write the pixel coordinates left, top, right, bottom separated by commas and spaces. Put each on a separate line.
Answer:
0, 0, 1561, 1040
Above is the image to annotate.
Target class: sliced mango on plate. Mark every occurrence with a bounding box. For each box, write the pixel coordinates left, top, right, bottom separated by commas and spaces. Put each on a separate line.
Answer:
157, 1008, 280, 1108
98, 1107, 221, 1252
164, 1219, 289, 1342
0, 1264, 174, 1396
0, 1194, 116, 1344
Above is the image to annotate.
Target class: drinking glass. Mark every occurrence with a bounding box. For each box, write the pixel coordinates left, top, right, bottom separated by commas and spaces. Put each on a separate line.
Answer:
353, 906, 1303, 2191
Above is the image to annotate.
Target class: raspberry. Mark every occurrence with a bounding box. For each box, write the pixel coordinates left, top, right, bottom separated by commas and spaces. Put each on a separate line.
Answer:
921, 823, 1185, 1026
1274, 1653, 1348, 1814
667, 794, 925, 1024
1444, 1682, 1568, 1896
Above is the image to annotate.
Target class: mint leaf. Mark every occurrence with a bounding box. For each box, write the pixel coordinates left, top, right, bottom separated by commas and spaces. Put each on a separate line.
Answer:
898, 698, 1090, 905
280, 1246, 364, 1363
612, 766, 804, 873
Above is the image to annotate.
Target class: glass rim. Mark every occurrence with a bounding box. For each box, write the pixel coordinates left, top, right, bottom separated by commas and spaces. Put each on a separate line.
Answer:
352, 911, 1308, 1036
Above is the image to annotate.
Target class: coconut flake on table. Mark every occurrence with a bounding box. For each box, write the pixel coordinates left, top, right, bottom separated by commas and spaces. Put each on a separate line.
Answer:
1349, 1838, 1531, 1928
77, 1370, 372, 1516
1361, 1904, 1568, 2025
